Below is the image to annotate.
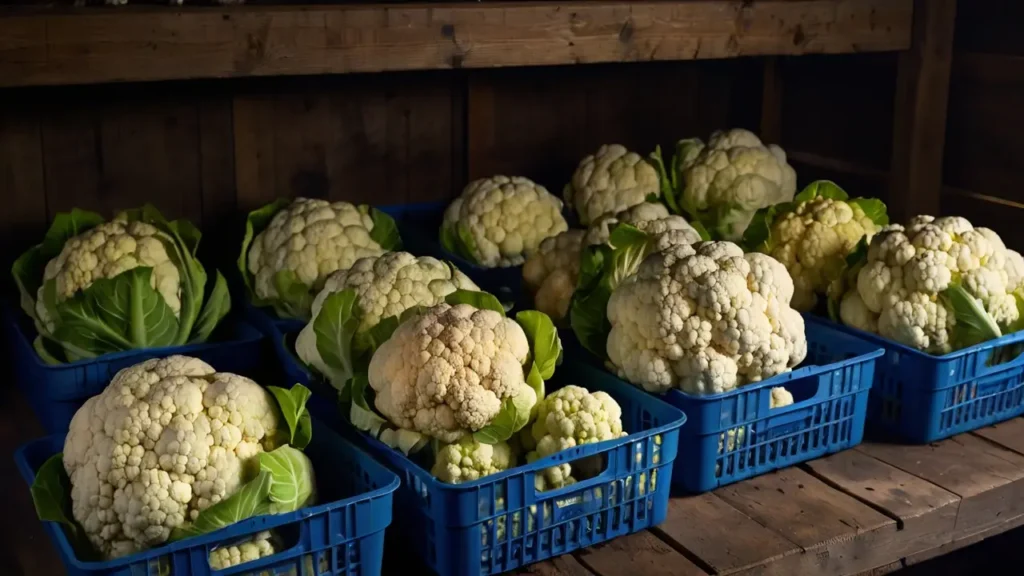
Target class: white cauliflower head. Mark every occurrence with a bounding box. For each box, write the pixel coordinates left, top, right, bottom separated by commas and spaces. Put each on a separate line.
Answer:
36, 217, 181, 332
442, 176, 568, 268
606, 241, 807, 394
63, 356, 282, 559
296, 251, 479, 376
564, 144, 661, 225
367, 303, 536, 442
841, 215, 1023, 354
431, 436, 516, 484
246, 198, 389, 314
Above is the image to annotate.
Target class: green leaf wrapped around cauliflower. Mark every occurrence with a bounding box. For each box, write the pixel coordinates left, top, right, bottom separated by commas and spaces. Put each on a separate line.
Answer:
524, 202, 702, 323
743, 180, 889, 312
651, 128, 797, 242
431, 436, 517, 485
838, 215, 1024, 353
53, 356, 315, 559
367, 301, 560, 443
239, 197, 402, 320
563, 144, 661, 226
521, 385, 627, 491
296, 251, 479, 383
606, 240, 807, 394
440, 175, 568, 268
12, 206, 231, 364
209, 531, 277, 570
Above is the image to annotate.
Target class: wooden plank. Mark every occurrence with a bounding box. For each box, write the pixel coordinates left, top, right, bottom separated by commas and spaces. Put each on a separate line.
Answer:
0, 105, 48, 264
759, 57, 783, 144
859, 434, 1024, 540
973, 417, 1024, 456
653, 494, 800, 575
39, 103, 102, 217
0, 1, 914, 88
887, 0, 957, 222
577, 531, 708, 576
519, 555, 595, 576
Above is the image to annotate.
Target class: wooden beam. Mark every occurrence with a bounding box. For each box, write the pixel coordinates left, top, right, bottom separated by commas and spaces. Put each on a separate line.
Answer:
887, 0, 957, 221
0, 1, 914, 88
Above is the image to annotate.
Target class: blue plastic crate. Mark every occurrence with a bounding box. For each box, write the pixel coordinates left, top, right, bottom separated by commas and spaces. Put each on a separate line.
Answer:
807, 315, 1024, 443
329, 359, 685, 576
643, 317, 883, 493
2, 303, 267, 435
14, 417, 399, 576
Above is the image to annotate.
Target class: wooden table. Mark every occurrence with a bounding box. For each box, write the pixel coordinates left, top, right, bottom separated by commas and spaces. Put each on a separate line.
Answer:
5, 379, 1024, 576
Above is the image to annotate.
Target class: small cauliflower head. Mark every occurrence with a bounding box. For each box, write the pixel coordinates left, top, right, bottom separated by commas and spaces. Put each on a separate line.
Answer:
247, 198, 387, 306
841, 216, 1024, 354
367, 303, 536, 442
585, 201, 702, 248
296, 251, 479, 375
522, 230, 587, 322
208, 531, 276, 570
37, 216, 180, 332
564, 144, 661, 225
679, 129, 797, 241
524, 385, 626, 491
443, 176, 568, 268
766, 196, 883, 312
63, 356, 281, 559
431, 436, 516, 484
607, 241, 807, 394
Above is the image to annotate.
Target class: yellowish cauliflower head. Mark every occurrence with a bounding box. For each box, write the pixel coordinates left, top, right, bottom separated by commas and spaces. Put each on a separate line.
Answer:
443, 176, 568, 268
430, 436, 516, 485
37, 217, 180, 331
296, 251, 479, 376
607, 241, 807, 395
63, 356, 282, 559
565, 144, 660, 225
209, 531, 276, 570
247, 198, 387, 304
768, 197, 882, 312
841, 216, 1024, 354
367, 303, 535, 442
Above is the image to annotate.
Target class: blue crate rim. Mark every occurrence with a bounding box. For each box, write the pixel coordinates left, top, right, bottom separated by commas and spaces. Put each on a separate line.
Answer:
14, 432, 400, 571
4, 301, 264, 371
808, 314, 1024, 362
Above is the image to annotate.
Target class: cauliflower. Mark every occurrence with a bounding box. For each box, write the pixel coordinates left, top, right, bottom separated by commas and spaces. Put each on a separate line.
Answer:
522, 385, 626, 491
208, 531, 276, 570
564, 145, 661, 225
431, 436, 517, 484
367, 303, 538, 442
296, 251, 479, 378
651, 129, 797, 241
242, 197, 401, 319
61, 356, 302, 558
606, 241, 807, 394
745, 181, 888, 312
441, 176, 568, 268
840, 215, 1024, 353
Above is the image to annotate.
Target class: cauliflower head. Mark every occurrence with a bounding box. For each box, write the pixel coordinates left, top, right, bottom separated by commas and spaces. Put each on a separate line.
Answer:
296, 251, 479, 376
246, 198, 389, 314
209, 531, 276, 570
367, 303, 536, 442
431, 436, 516, 484
523, 385, 626, 491
840, 216, 1024, 354
63, 356, 282, 559
607, 241, 807, 394
564, 144, 661, 225
442, 176, 568, 268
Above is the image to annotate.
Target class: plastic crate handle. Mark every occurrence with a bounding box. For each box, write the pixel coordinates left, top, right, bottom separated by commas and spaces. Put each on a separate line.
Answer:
967, 329, 1024, 378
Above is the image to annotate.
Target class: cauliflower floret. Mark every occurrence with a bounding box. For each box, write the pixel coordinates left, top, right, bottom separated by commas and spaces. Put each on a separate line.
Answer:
606, 241, 807, 394
37, 217, 181, 331
63, 356, 282, 559
247, 198, 386, 311
522, 230, 587, 321
564, 144, 661, 225
523, 386, 626, 491
367, 303, 535, 442
208, 531, 276, 570
296, 251, 479, 376
443, 176, 568, 268
431, 436, 516, 484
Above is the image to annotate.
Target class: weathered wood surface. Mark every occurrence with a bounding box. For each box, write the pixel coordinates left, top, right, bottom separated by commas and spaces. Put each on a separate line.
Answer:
0, 0, 914, 88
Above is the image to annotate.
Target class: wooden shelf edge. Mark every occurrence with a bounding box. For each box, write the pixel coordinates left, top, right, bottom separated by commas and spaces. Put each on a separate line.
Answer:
0, 0, 913, 88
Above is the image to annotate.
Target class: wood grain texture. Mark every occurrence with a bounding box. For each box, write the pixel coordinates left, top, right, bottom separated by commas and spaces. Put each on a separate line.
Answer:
0, 105, 47, 261
972, 417, 1024, 456
0, 1, 914, 88
518, 555, 595, 576
577, 531, 708, 576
